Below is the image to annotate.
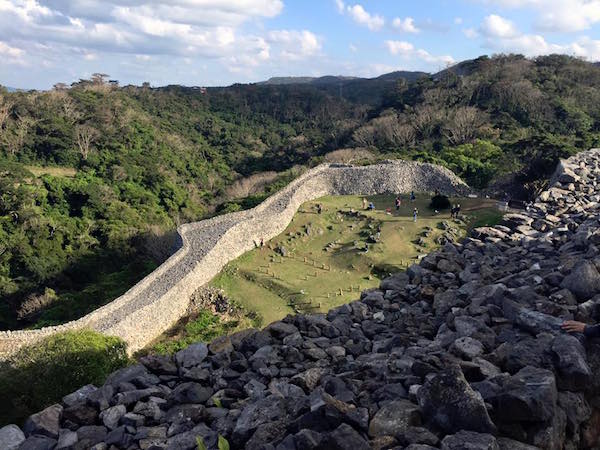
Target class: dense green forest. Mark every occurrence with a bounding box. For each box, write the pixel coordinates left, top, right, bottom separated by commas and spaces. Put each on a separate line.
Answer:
0, 54, 598, 330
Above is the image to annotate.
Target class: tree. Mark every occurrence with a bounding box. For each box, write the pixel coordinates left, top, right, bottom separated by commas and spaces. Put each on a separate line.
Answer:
61, 94, 81, 123
0, 96, 13, 131
2, 114, 35, 156
91, 73, 110, 85
75, 124, 99, 160
443, 106, 482, 145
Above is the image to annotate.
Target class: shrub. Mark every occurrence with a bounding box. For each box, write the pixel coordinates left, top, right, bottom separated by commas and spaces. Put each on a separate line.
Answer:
429, 194, 451, 210
0, 329, 128, 426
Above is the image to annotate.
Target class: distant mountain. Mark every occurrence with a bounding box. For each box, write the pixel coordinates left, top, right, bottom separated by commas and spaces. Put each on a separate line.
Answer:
260, 75, 359, 85
2, 86, 17, 92
260, 76, 320, 85
257, 71, 428, 105
373, 71, 429, 82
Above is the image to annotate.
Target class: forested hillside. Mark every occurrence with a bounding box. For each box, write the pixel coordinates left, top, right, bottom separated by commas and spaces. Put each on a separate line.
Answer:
1, 54, 599, 330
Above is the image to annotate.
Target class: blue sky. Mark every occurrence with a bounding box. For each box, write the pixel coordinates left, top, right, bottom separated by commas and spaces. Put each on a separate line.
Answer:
2, 0, 600, 89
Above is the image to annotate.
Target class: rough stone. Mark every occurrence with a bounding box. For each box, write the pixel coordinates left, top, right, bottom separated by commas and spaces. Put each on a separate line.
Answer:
417, 366, 495, 434
368, 400, 421, 438
441, 431, 499, 450
0, 425, 25, 450
23, 404, 62, 439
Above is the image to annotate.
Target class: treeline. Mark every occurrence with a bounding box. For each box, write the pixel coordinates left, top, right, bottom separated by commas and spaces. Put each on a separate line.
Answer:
1, 54, 599, 329
355, 54, 599, 188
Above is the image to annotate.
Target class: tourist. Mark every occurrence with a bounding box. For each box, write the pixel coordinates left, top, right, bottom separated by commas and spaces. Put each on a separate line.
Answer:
413, 207, 418, 222
368, 202, 375, 210
362, 198, 368, 209
260, 237, 264, 247
317, 203, 322, 214
395, 196, 402, 210
410, 191, 416, 202
561, 320, 600, 337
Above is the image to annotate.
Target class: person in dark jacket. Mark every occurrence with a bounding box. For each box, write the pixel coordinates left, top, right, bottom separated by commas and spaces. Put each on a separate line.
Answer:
562, 320, 600, 337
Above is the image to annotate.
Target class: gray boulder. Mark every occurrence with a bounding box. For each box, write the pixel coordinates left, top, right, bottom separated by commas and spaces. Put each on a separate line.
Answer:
496, 366, 557, 422
0, 425, 25, 450
561, 260, 600, 301
417, 366, 495, 434
100, 404, 126, 430
23, 404, 62, 439
551, 334, 592, 391
450, 336, 484, 359
368, 399, 421, 438
327, 423, 370, 450
62, 384, 97, 407
441, 431, 499, 450
18, 435, 57, 450
175, 343, 208, 368
497, 437, 540, 449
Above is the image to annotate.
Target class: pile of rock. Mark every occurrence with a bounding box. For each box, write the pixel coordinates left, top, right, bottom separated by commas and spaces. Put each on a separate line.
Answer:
4, 149, 600, 449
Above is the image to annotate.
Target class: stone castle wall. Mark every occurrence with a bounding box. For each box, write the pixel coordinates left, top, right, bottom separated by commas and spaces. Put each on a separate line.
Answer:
0, 160, 469, 357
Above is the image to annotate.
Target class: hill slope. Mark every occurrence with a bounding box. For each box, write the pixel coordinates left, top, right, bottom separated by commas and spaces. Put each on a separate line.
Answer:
1, 54, 600, 330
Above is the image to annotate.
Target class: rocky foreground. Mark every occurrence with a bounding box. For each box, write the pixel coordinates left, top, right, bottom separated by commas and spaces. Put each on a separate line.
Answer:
4, 149, 600, 449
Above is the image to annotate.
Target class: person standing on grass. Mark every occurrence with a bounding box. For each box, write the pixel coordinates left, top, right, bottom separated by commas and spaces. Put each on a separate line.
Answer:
362, 198, 368, 210
395, 196, 401, 211
413, 208, 418, 222
410, 191, 416, 202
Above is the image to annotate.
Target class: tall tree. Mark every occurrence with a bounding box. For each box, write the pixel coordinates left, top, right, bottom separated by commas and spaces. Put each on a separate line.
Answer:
75, 124, 99, 160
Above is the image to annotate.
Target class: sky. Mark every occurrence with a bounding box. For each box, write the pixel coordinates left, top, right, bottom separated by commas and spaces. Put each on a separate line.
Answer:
2, 0, 600, 90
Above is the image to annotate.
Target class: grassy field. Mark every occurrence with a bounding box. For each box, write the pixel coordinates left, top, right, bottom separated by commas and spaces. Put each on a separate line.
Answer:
148, 193, 502, 353
210, 194, 502, 323
24, 165, 78, 178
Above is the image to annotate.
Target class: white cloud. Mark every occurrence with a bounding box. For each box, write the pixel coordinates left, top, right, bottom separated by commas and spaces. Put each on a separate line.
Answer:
392, 17, 419, 33
0, 0, 303, 79
385, 40, 454, 65
334, 0, 345, 13
463, 28, 479, 38
474, 13, 600, 60
477, 0, 600, 32
0, 40, 24, 57
267, 30, 322, 60
454, 17, 463, 25
346, 4, 384, 31
349, 43, 357, 52
480, 14, 519, 38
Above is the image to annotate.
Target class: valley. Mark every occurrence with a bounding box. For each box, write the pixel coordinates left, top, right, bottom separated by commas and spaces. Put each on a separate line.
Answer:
150, 194, 502, 353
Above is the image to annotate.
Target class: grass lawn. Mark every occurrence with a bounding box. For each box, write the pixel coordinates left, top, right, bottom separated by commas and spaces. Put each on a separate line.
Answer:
211, 193, 502, 323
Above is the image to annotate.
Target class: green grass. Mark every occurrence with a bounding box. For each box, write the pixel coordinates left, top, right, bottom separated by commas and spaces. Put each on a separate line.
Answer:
210, 194, 501, 321
0, 330, 128, 426
24, 165, 78, 178
148, 309, 256, 356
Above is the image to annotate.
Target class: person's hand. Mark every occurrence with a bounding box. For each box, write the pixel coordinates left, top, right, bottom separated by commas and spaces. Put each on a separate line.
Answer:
561, 320, 586, 333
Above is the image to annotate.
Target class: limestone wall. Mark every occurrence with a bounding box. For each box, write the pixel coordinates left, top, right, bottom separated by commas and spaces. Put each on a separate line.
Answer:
0, 160, 469, 357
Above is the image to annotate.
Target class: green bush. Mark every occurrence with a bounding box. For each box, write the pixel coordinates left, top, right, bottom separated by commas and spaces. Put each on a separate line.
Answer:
429, 194, 451, 210
0, 329, 128, 426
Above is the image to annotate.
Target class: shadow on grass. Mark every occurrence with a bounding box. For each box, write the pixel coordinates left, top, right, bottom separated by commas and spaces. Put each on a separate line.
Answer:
0, 329, 128, 427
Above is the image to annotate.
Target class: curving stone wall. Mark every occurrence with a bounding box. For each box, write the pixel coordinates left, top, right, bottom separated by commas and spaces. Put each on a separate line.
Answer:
0, 160, 469, 358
